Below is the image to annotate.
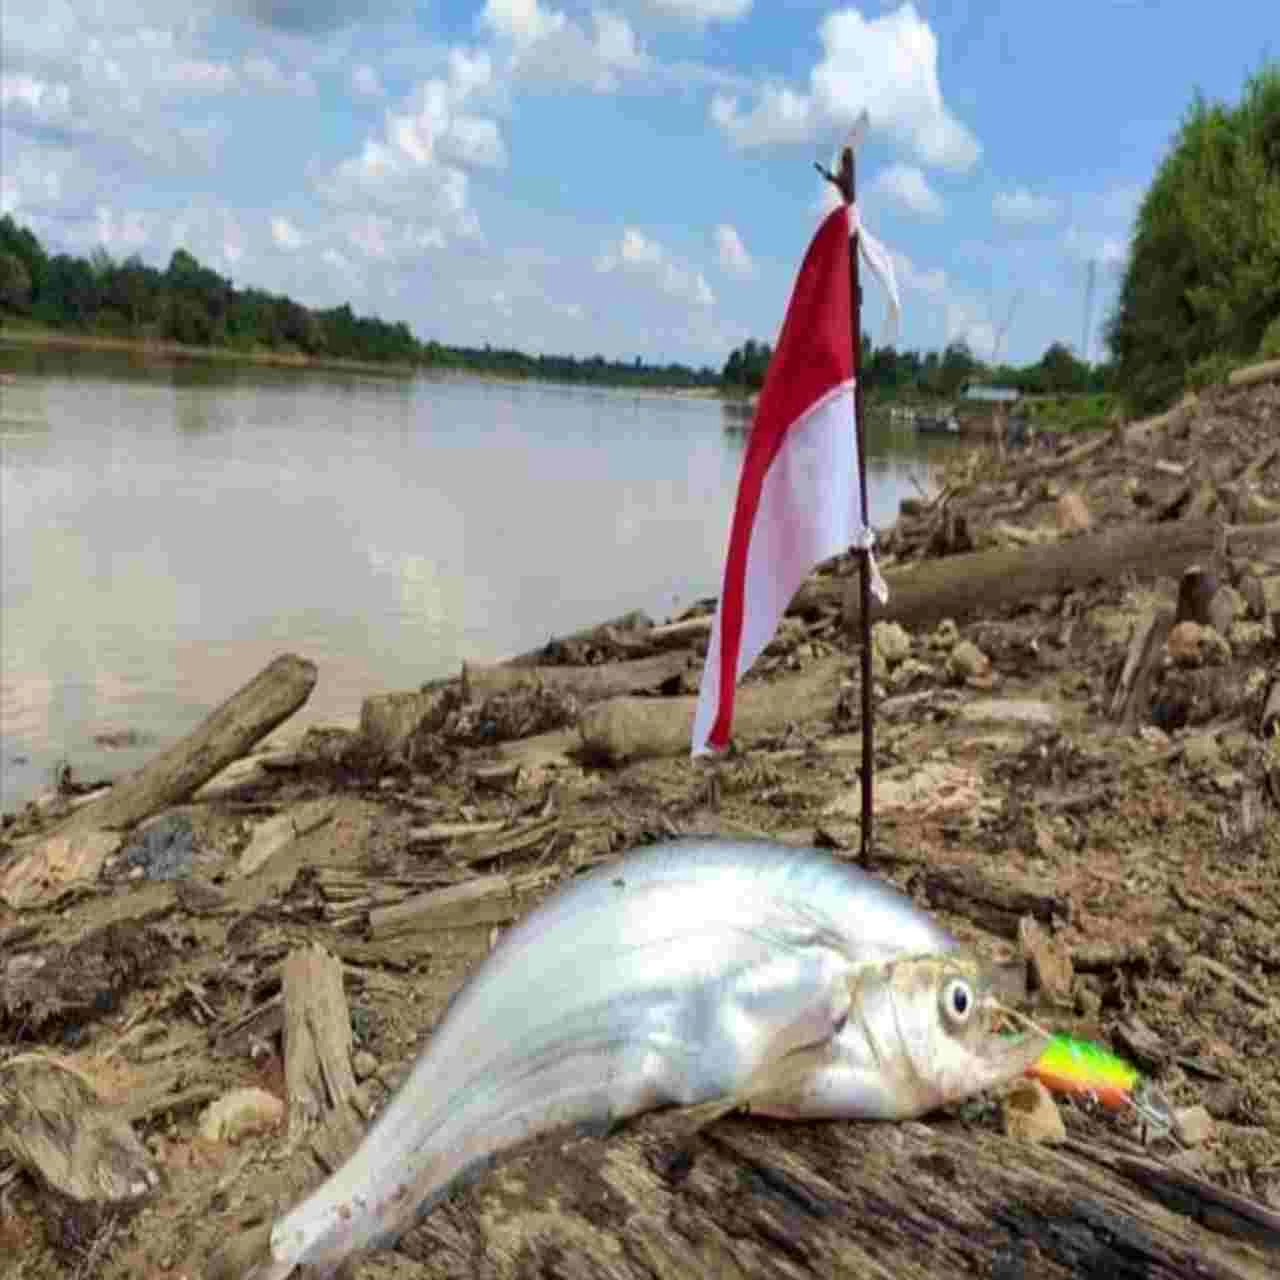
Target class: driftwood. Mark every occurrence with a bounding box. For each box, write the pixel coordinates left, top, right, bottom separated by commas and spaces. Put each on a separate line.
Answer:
1228, 357, 1280, 388
1, 654, 317, 909
281, 944, 358, 1135
576, 656, 849, 764
910, 864, 1072, 939
379, 1106, 1277, 1280
1110, 607, 1175, 726
461, 652, 691, 704
0, 1054, 160, 1206
842, 519, 1280, 635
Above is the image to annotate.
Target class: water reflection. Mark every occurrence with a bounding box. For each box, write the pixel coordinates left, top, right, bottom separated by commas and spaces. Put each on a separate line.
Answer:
0, 360, 944, 811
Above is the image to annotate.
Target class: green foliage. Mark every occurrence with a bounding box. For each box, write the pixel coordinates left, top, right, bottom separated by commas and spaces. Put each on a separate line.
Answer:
1259, 313, 1280, 360
1108, 62, 1280, 412
0, 252, 32, 311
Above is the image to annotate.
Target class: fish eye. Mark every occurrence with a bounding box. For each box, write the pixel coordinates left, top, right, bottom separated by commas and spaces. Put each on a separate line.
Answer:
940, 976, 975, 1026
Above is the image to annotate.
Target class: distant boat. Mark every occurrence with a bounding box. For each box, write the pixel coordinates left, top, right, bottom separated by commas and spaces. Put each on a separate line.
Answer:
913, 407, 960, 435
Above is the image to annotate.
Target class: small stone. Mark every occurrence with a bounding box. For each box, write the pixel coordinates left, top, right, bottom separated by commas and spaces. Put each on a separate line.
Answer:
1172, 1104, 1215, 1147
352, 1050, 378, 1081
1002, 1078, 1067, 1144
1055, 491, 1091, 535
871, 620, 912, 666
948, 639, 991, 683
199, 1087, 285, 1144
1167, 620, 1205, 666
1182, 734, 1222, 773
1202, 1082, 1241, 1120
931, 619, 960, 651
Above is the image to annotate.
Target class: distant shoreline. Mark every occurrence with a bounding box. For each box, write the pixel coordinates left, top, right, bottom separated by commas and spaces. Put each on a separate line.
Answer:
0, 325, 728, 396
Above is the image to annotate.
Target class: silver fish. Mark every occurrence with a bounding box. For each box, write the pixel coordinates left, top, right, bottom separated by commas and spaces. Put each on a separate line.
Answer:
223, 838, 1045, 1279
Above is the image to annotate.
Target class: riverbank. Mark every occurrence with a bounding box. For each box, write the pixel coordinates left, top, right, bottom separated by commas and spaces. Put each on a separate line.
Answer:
0, 324, 727, 396
1, 365, 1279, 1276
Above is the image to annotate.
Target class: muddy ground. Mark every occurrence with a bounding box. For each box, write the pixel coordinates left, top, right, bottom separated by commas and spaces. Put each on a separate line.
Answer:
2, 375, 1279, 1278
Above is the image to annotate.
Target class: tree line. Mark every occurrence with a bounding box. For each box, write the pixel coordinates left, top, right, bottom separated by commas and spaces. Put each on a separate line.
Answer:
0, 216, 719, 389
1108, 62, 1280, 411
722, 333, 1110, 399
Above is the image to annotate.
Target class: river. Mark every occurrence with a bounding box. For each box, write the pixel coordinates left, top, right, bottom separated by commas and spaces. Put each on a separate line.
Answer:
0, 346, 957, 811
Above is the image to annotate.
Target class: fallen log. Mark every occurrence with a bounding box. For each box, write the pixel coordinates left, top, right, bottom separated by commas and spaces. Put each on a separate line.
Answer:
461, 652, 691, 704
1228, 357, 1280, 388
506, 610, 654, 666
281, 945, 359, 1134
1, 654, 317, 909
576, 656, 849, 764
221, 1105, 1275, 1280
841, 519, 1280, 635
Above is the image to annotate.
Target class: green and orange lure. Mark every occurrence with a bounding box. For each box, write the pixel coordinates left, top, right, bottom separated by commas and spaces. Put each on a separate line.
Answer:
1029, 1033, 1139, 1111
1029, 1033, 1174, 1140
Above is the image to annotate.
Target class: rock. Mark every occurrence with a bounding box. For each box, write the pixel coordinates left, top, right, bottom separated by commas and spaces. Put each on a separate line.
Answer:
1002, 1078, 1067, 1144
871, 621, 912, 667
198, 1087, 285, 1144
1172, 1104, 1215, 1147
930, 619, 960, 651
121, 812, 197, 881
1167, 620, 1205, 666
1018, 915, 1073, 1003
352, 1050, 379, 1081
1182, 734, 1222, 773
1227, 619, 1266, 651
1238, 573, 1267, 620
359, 686, 454, 760
888, 658, 933, 691
1209, 586, 1245, 636
1055, 491, 1091, 535
957, 699, 1060, 729
947, 640, 991, 683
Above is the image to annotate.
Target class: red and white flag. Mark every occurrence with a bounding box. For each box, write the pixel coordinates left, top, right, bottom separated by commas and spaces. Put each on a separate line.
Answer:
692, 205, 886, 756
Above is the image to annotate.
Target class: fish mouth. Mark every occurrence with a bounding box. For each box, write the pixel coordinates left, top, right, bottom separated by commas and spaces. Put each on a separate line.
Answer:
973, 999, 1053, 1079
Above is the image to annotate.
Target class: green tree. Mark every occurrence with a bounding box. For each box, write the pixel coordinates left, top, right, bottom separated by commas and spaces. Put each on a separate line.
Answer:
1109, 63, 1280, 411
0, 252, 33, 311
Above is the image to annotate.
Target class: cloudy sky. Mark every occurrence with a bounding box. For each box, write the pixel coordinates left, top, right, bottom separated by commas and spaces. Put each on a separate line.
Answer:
1, 1, 1271, 368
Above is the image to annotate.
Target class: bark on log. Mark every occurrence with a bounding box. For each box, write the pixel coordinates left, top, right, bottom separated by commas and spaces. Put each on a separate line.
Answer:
506, 610, 655, 666
461, 652, 691, 704
381, 1108, 1277, 1280
841, 519, 1280, 635
1, 655, 317, 909
281, 944, 358, 1134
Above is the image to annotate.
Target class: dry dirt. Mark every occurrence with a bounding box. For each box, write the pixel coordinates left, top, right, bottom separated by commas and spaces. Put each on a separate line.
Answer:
2, 377, 1279, 1279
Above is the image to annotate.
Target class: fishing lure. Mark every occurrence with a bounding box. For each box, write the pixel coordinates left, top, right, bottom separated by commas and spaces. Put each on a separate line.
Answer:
1030, 1033, 1175, 1141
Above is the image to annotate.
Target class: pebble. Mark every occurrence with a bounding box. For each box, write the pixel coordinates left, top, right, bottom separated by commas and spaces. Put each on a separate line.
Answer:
947, 639, 991, 683
199, 1087, 285, 1144
871, 620, 912, 666
1055, 491, 1091, 535
352, 1050, 379, 1081
1172, 1104, 1215, 1147
1167, 620, 1206, 665
1002, 1078, 1067, 1144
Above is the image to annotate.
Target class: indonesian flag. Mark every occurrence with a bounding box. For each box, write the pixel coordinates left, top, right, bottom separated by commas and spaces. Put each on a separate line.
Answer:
692, 205, 870, 756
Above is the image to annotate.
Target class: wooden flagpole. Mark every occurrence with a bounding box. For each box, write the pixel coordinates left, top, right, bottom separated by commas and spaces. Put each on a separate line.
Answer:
818, 145, 875, 860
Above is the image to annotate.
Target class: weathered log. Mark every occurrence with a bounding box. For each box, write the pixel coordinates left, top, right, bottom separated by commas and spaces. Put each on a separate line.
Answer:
910, 864, 1072, 939
1228, 357, 1280, 388
841, 519, 1280, 636
281, 944, 358, 1134
1110, 607, 1175, 726
461, 652, 691, 704
577, 657, 848, 764
376, 1108, 1275, 1279
506, 610, 654, 666
1, 654, 317, 909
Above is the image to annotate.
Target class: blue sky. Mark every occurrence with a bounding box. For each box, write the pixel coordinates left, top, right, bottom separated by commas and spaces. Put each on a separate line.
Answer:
1, 1, 1272, 368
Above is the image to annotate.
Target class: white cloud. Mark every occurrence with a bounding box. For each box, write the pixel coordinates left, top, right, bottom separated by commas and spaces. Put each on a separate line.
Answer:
642, 0, 751, 20
156, 58, 240, 94
713, 4, 979, 173
871, 163, 943, 219
1, 72, 72, 120
319, 52, 501, 243
271, 215, 305, 250
243, 54, 317, 95
350, 63, 385, 99
483, 0, 648, 92
714, 223, 755, 278
597, 227, 715, 307
893, 250, 947, 299
342, 213, 445, 260
94, 206, 153, 254
992, 186, 1060, 228
1064, 225, 1127, 271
